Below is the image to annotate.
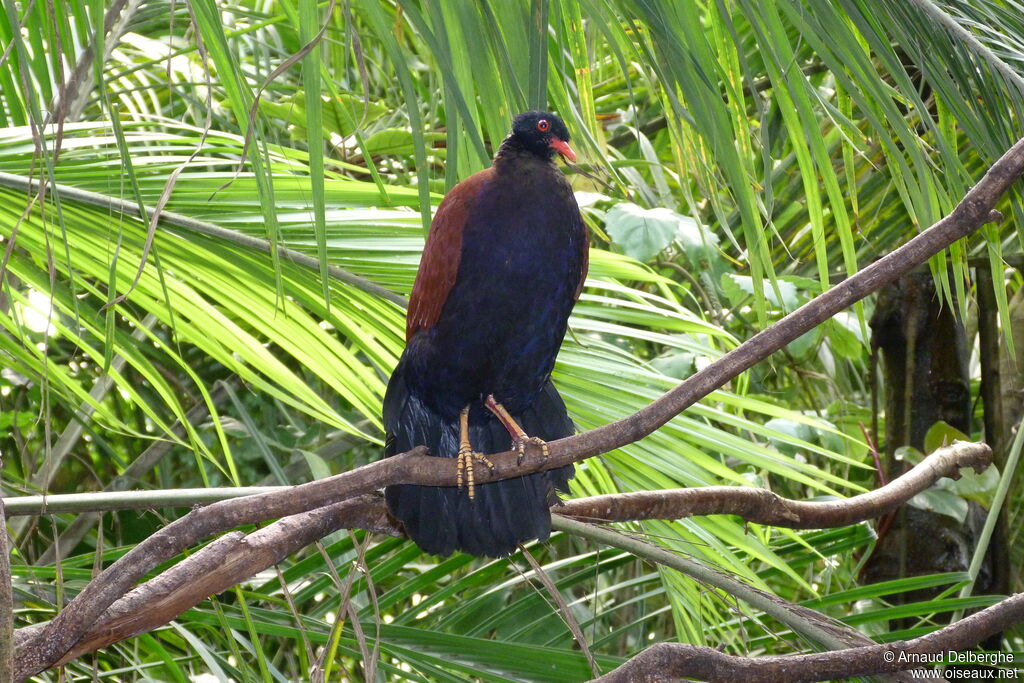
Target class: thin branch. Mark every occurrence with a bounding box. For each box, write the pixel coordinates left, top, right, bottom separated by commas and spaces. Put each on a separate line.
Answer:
13, 135, 1024, 679
12, 444, 419, 680
553, 516, 874, 653
520, 547, 600, 678
4, 486, 288, 516
12, 314, 158, 546
37, 380, 232, 565
591, 592, 1024, 683
559, 440, 990, 527
0, 172, 407, 307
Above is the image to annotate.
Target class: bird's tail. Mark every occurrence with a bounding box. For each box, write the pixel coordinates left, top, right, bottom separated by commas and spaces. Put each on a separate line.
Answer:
383, 370, 574, 558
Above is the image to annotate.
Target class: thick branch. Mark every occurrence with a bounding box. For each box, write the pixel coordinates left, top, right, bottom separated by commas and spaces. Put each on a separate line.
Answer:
15, 492, 870, 672
592, 592, 1024, 682
13, 136, 1024, 679
13, 495, 390, 666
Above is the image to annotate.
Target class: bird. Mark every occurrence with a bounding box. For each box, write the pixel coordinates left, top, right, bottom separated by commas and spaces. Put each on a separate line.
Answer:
382, 111, 589, 557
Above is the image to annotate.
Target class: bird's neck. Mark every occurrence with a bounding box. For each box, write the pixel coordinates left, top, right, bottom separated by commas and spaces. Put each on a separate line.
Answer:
494, 137, 554, 170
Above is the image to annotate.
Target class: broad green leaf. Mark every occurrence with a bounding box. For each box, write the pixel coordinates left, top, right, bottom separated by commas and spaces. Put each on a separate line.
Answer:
907, 488, 969, 524
606, 203, 691, 262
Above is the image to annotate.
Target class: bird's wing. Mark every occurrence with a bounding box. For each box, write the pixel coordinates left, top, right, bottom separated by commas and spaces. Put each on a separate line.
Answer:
406, 168, 494, 340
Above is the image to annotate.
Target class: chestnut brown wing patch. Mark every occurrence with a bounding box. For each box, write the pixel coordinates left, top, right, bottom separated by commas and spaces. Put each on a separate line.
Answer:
406, 168, 494, 340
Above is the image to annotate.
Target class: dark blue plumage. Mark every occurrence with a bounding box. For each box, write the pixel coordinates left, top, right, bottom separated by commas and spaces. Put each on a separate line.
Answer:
383, 112, 588, 557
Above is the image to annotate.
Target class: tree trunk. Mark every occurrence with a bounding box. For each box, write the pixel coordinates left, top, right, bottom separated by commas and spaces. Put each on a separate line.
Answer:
865, 271, 1003, 640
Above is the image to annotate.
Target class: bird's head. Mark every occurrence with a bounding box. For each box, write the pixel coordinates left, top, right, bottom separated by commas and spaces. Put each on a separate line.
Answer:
505, 111, 576, 162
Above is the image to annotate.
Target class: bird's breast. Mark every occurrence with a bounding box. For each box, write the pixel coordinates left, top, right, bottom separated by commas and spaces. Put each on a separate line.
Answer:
405, 173, 584, 414
455, 178, 581, 329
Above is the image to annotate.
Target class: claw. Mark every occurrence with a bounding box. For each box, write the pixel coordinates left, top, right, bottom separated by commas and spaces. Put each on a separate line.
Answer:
457, 405, 494, 500
486, 395, 549, 467
512, 436, 549, 466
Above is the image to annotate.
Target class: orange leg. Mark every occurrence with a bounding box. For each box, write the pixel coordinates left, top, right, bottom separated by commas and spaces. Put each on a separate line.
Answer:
484, 394, 550, 464
457, 405, 494, 500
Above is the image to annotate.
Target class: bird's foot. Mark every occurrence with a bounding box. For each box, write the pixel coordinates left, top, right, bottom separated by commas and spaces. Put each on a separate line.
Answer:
512, 436, 549, 466
457, 444, 495, 500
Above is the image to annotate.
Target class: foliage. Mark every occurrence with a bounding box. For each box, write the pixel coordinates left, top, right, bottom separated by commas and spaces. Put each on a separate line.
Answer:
1, 0, 1022, 679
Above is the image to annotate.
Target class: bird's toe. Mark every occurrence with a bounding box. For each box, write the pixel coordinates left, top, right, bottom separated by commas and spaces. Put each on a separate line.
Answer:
512, 436, 549, 467
457, 445, 494, 500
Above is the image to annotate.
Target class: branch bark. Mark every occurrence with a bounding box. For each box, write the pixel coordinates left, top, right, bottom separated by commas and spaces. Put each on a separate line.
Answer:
12, 133, 1024, 680
592, 591, 1024, 682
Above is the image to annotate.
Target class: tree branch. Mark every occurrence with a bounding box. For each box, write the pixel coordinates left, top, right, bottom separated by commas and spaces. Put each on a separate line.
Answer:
591, 592, 1024, 682
553, 515, 876, 653
12, 134, 1024, 679
559, 440, 990, 527
13, 495, 392, 668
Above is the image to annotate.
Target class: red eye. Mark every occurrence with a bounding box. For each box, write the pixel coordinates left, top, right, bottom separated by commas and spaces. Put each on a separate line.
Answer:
536, 119, 550, 132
